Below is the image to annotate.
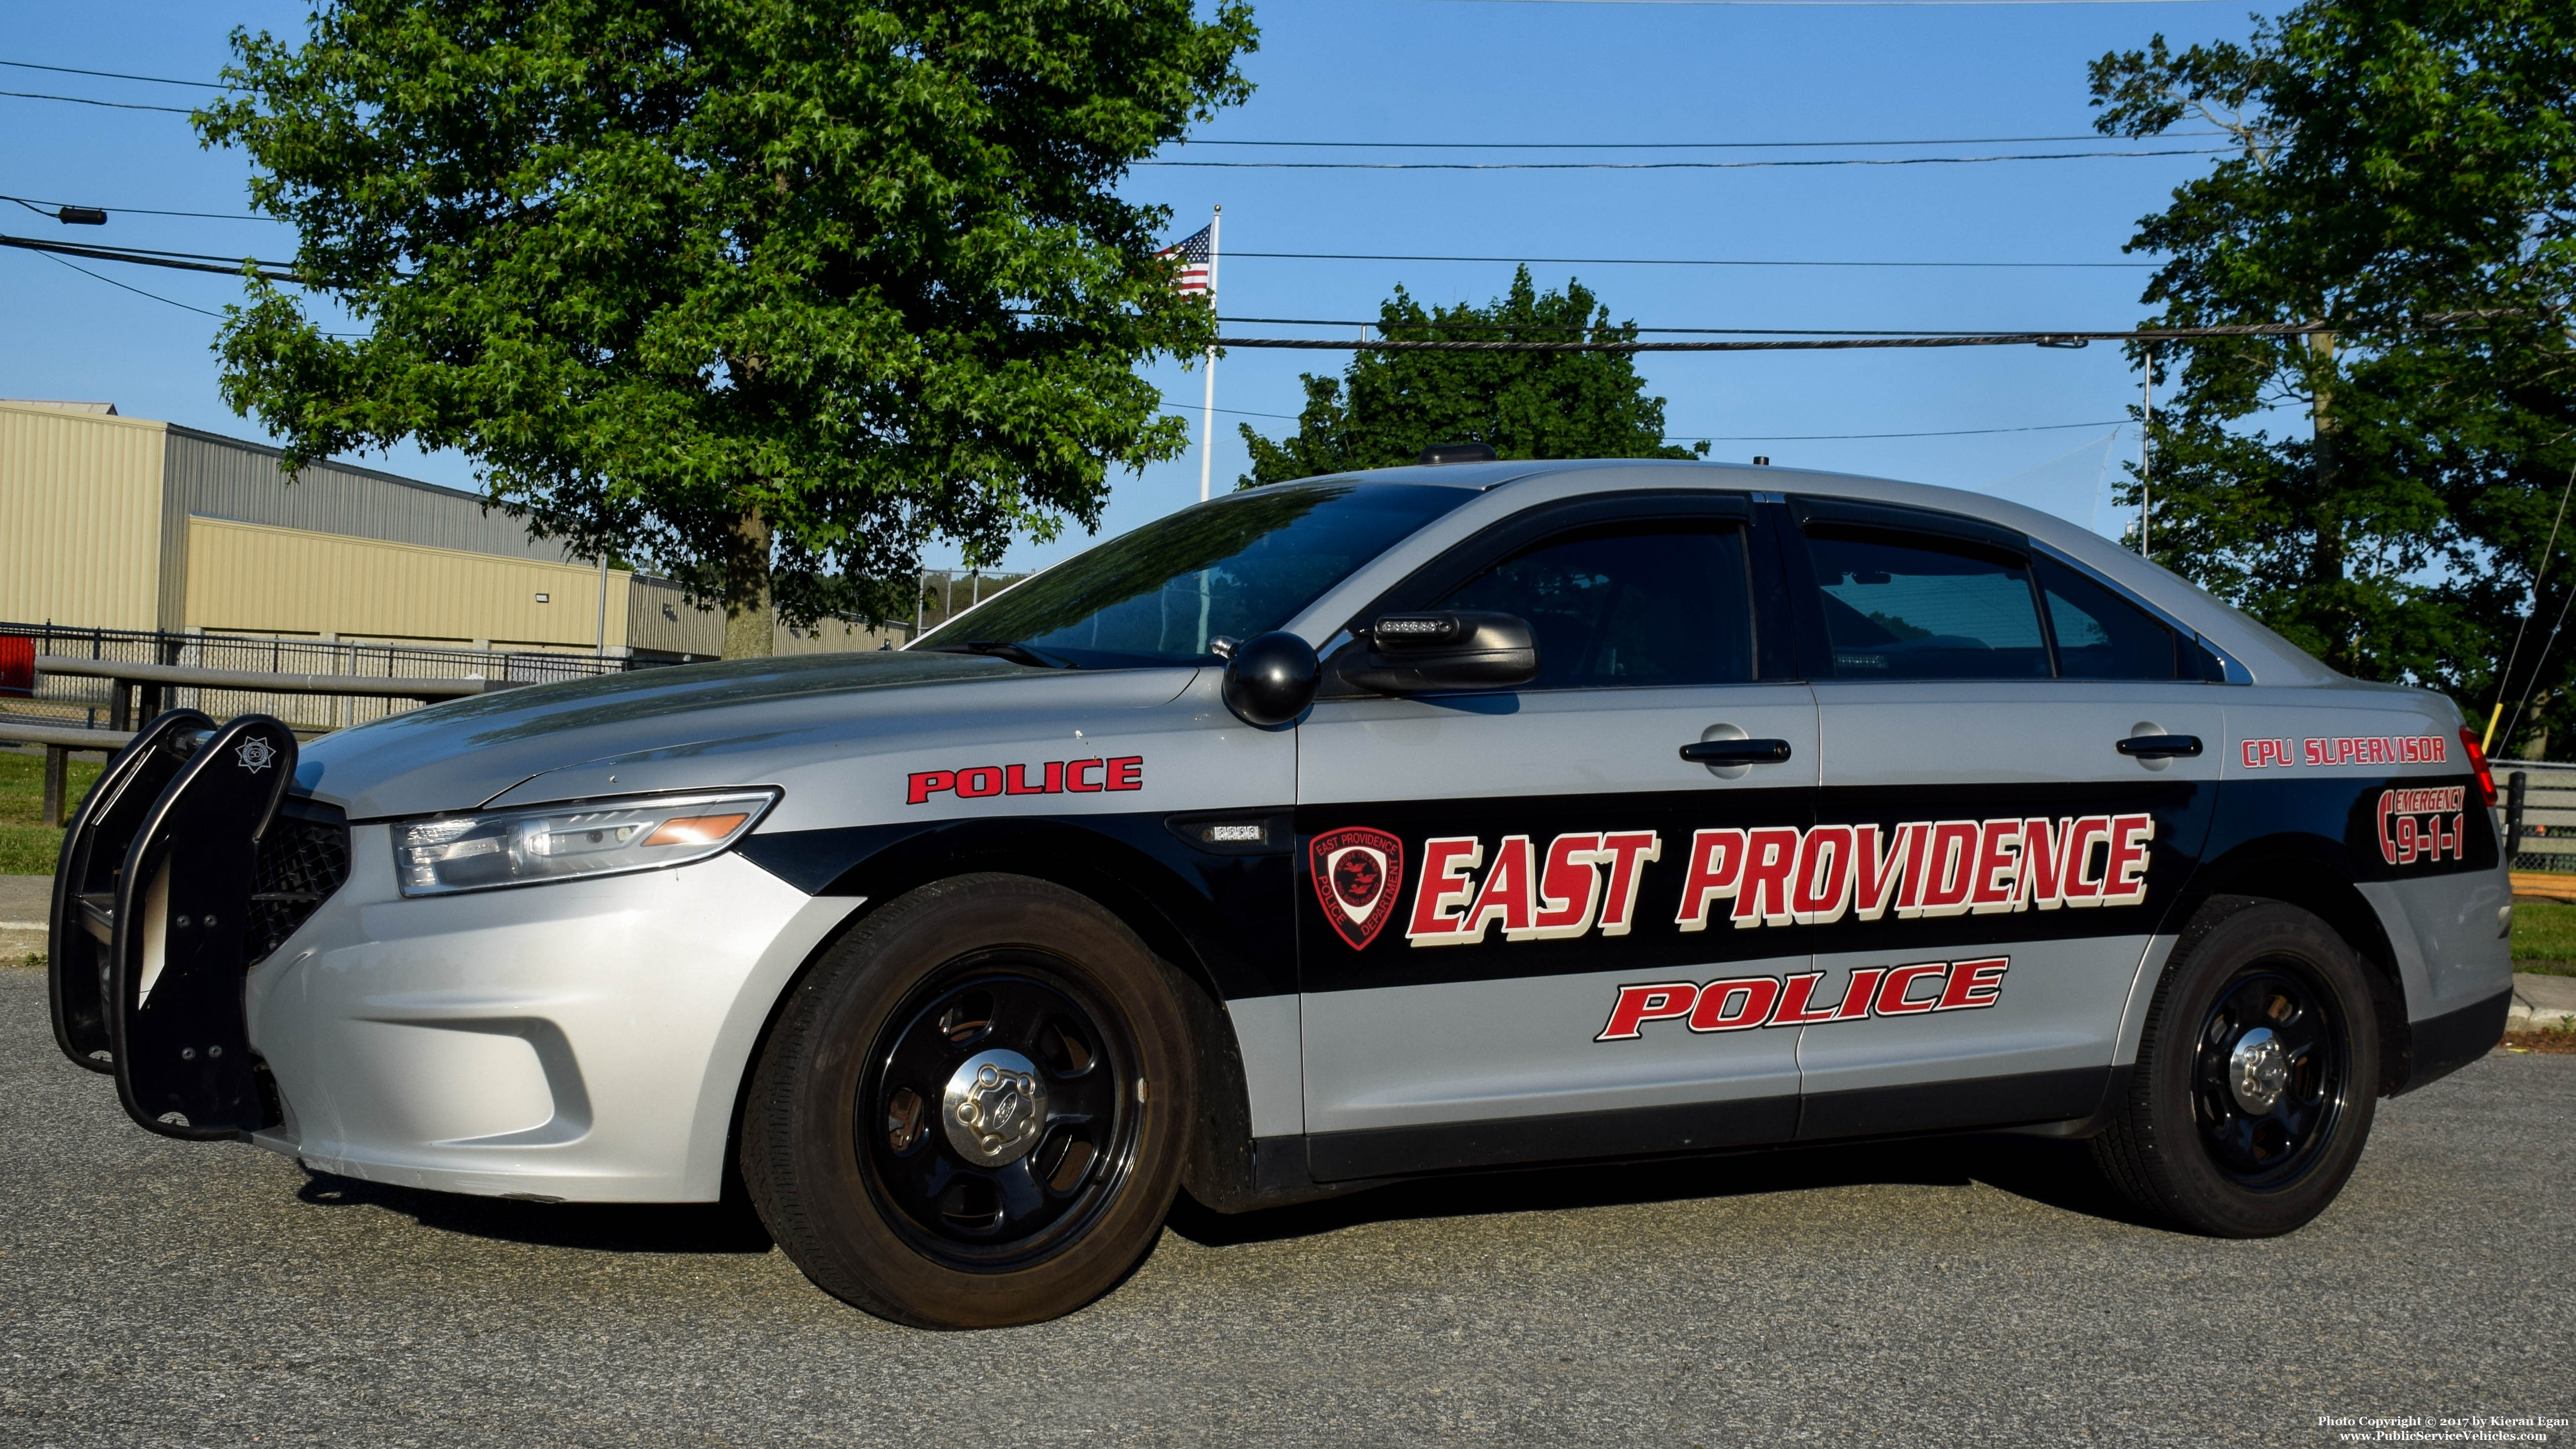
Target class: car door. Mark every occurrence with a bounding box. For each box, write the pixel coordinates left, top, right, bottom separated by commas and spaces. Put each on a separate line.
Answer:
1780, 496, 2222, 1139
1293, 491, 1820, 1181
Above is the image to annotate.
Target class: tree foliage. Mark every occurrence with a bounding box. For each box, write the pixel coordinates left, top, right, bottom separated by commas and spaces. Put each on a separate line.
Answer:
198, 0, 1257, 653
2091, 0, 2576, 746
1236, 269, 1707, 486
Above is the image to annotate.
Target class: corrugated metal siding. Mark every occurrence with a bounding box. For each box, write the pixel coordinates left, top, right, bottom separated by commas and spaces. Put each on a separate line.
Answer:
164, 427, 588, 565
775, 615, 905, 655
627, 575, 724, 658
623, 575, 904, 659
0, 401, 167, 630
185, 517, 629, 651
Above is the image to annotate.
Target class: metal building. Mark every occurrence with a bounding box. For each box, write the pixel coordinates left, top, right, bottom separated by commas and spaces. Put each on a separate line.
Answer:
0, 399, 900, 661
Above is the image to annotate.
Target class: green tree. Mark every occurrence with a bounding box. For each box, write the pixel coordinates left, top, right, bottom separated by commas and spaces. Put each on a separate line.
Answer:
198, 0, 1257, 657
1237, 269, 1708, 486
2089, 0, 2576, 746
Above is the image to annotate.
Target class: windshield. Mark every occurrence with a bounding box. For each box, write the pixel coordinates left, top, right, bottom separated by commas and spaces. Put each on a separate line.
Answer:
916, 483, 1474, 668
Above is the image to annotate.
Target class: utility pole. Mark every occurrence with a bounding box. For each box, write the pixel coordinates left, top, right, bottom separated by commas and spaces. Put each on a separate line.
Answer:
1198, 205, 1222, 504
2140, 345, 2155, 557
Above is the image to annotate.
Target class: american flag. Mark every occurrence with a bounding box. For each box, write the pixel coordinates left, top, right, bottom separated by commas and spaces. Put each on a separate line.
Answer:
1158, 224, 1213, 295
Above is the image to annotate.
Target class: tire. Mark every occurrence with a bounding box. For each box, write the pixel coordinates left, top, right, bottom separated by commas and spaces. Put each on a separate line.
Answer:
741, 873, 1196, 1328
2091, 895, 2381, 1237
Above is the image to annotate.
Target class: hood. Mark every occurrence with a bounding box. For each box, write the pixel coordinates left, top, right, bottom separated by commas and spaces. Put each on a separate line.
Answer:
295, 650, 1119, 819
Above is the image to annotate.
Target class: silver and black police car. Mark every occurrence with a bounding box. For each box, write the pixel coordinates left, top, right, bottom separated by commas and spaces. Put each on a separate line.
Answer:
50, 458, 2513, 1328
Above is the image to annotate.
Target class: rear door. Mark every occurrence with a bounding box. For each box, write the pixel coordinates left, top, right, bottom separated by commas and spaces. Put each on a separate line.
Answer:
1780, 497, 2222, 1139
1293, 491, 1820, 1180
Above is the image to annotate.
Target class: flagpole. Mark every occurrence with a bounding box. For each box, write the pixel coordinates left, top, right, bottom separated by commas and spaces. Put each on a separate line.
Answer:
1199, 205, 1221, 504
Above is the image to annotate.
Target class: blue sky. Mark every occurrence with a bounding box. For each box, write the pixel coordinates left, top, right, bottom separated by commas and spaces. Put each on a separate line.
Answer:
0, 0, 2280, 572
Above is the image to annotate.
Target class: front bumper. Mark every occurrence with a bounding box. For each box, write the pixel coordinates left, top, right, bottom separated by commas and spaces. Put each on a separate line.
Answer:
246, 826, 863, 1202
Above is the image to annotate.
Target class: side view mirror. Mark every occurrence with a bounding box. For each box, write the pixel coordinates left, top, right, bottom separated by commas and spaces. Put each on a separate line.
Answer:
1219, 631, 1320, 728
1340, 612, 1539, 694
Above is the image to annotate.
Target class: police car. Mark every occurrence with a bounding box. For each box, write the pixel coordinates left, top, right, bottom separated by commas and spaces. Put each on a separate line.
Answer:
48, 457, 2513, 1328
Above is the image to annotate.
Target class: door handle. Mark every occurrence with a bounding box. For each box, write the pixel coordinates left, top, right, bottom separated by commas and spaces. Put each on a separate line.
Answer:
2117, 734, 2203, 760
1679, 738, 1794, 766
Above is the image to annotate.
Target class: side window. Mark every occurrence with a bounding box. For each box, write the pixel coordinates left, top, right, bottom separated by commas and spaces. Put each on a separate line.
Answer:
1803, 526, 2049, 680
1434, 524, 1756, 689
2034, 556, 2182, 680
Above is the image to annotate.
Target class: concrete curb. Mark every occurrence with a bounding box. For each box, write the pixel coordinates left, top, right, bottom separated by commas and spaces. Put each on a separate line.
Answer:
2508, 972, 2576, 1034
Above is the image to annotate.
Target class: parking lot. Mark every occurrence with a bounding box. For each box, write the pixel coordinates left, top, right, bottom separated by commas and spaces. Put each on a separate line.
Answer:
0, 965, 2566, 1447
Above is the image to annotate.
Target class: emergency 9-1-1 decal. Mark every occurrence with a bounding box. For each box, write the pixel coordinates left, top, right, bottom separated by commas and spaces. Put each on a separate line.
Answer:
2377, 786, 2467, 866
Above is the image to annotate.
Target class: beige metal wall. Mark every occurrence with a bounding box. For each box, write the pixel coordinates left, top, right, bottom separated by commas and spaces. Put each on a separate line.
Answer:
184, 516, 633, 652
164, 426, 588, 563
627, 574, 723, 658
0, 401, 169, 630
626, 574, 906, 659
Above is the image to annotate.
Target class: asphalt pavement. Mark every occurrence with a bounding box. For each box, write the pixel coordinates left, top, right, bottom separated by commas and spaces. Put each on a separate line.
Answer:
0, 965, 2567, 1448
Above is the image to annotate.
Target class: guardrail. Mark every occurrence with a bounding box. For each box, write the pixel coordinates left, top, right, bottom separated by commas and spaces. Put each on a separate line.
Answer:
1, 717, 134, 828
3, 657, 508, 827
1, 620, 638, 735
34, 654, 493, 729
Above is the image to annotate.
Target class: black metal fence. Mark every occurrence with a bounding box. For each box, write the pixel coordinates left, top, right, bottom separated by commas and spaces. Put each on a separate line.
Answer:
2501, 763, 2576, 873
0, 621, 655, 734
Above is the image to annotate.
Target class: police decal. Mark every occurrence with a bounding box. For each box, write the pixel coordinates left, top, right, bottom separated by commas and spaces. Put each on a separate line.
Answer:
1310, 827, 1405, 951
1596, 958, 2010, 1041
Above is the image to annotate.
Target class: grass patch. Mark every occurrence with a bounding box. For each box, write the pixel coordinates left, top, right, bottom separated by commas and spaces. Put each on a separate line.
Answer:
2511, 898, 2576, 976
0, 751, 103, 877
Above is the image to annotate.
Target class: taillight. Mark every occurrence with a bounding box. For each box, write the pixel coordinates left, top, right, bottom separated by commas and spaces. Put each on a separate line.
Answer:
2460, 727, 2497, 808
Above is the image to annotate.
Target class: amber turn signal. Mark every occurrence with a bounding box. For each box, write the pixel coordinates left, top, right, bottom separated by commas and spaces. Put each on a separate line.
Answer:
644, 813, 750, 847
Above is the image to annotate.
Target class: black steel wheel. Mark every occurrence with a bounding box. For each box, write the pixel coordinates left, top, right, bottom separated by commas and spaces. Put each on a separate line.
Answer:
2093, 895, 2380, 1237
859, 956, 1140, 1271
2188, 967, 2348, 1187
742, 874, 1195, 1328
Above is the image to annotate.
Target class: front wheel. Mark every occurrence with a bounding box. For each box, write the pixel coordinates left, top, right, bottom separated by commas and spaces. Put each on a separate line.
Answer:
741, 874, 1195, 1327
2092, 896, 2381, 1237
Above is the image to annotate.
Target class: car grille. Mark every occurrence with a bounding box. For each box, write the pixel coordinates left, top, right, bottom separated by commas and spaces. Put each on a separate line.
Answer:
249, 802, 351, 963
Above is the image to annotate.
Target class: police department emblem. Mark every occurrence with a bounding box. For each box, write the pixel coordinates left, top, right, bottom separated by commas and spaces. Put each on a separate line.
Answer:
1308, 826, 1403, 951
233, 735, 276, 774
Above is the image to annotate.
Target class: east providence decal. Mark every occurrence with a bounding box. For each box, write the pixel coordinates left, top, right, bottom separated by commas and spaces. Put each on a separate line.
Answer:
1387, 813, 2154, 950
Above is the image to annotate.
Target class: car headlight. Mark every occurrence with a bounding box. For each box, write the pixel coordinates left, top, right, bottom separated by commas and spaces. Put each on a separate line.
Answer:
392, 789, 780, 897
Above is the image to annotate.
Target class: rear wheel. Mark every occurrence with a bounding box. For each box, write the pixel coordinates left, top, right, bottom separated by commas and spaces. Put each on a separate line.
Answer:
741, 874, 1194, 1327
2092, 896, 2380, 1237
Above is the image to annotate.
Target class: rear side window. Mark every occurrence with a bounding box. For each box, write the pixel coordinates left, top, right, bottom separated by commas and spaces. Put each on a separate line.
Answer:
1435, 524, 1755, 689
1804, 527, 2049, 680
2034, 556, 2183, 680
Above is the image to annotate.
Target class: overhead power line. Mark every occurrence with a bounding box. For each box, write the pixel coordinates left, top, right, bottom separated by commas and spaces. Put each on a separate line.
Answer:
1183, 131, 2224, 149
0, 231, 296, 282
1232, 250, 2154, 269
1180, 404, 2135, 441
1688, 419, 2126, 439
1225, 315, 2131, 335
0, 191, 275, 222
31, 249, 227, 319
0, 88, 200, 115
1140, 147, 2223, 171
1408, 0, 2233, 7
1215, 315, 2524, 353
0, 59, 232, 89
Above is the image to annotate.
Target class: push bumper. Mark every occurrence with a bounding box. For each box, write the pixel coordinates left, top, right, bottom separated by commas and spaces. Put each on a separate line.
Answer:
246, 832, 864, 1202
